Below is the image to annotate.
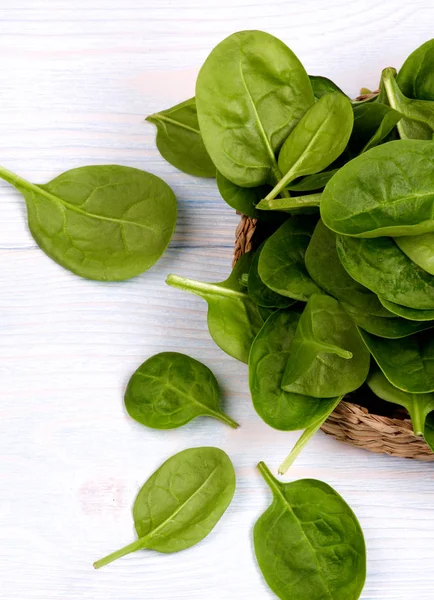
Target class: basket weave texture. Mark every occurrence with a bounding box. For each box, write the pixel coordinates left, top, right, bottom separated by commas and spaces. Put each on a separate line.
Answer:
235, 214, 434, 461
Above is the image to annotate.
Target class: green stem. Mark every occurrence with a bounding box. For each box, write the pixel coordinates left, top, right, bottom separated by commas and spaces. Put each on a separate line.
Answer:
382, 67, 409, 140
213, 410, 239, 429
256, 192, 322, 212
0, 165, 34, 191
93, 538, 146, 570
257, 461, 279, 490
408, 402, 425, 437
166, 274, 247, 299
264, 166, 297, 203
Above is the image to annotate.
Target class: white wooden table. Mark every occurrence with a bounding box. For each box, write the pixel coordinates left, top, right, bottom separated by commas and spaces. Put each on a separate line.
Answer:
1, 2, 434, 599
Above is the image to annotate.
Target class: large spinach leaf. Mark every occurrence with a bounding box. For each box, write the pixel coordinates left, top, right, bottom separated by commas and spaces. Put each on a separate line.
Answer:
125, 352, 238, 429
146, 98, 215, 177
359, 328, 434, 393
258, 216, 323, 301
258, 92, 353, 206
336, 235, 434, 309
378, 297, 434, 321
254, 462, 366, 600
94, 447, 235, 569
281, 294, 370, 398
196, 30, 315, 187
368, 368, 434, 441
166, 253, 263, 363
0, 165, 177, 281
397, 39, 434, 101
249, 309, 340, 430
395, 231, 434, 276
248, 242, 295, 309
321, 140, 434, 237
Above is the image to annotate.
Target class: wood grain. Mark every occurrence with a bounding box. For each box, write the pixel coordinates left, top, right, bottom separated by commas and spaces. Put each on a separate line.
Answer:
1, 2, 434, 599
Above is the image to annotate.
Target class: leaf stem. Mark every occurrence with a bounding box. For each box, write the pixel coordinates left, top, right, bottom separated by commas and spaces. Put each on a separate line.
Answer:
0, 165, 32, 191
93, 538, 145, 570
257, 461, 279, 490
264, 166, 297, 203
166, 274, 247, 299
256, 192, 322, 212
213, 411, 239, 429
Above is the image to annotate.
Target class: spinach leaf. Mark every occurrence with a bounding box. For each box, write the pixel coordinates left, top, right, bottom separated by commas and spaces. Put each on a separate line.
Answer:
249, 309, 340, 430
0, 165, 177, 281
359, 328, 434, 393
321, 140, 434, 237
196, 30, 315, 187
254, 462, 366, 600
248, 242, 295, 309
382, 68, 434, 140
395, 231, 434, 276
342, 303, 434, 338
309, 75, 345, 98
94, 447, 235, 569
336, 235, 434, 309
368, 367, 434, 439
125, 352, 238, 429
286, 169, 339, 192
378, 297, 434, 321
166, 253, 263, 363
146, 98, 215, 177
349, 102, 401, 155
397, 39, 434, 101
281, 294, 370, 398
258, 216, 323, 301
258, 92, 353, 206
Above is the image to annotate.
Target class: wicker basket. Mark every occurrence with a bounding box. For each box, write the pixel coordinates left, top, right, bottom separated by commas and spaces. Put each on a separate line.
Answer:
235, 214, 434, 462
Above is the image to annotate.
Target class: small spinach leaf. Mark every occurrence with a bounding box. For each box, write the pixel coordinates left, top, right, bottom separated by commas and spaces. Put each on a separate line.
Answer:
395, 231, 434, 276
254, 462, 366, 600
125, 352, 238, 429
166, 253, 263, 363
359, 328, 434, 393
258, 216, 323, 301
0, 165, 177, 281
94, 447, 235, 569
196, 30, 315, 187
309, 75, 345, 98
336, 235, 434, 309
248, 242, 295, 309
281, 294, 370, 398
146, 98, 215, 177
321, 140, 434, 237
378, 297, 434, 321
249, 309, 340, 431
397, 39, 434, 101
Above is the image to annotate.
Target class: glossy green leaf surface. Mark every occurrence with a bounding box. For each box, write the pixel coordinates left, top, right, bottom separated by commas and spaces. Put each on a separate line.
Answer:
321, 140, 434, 238
342, 303, 434, 339
254, 462, 366, 600
309, 75, 345, 99
249, 309, 340, 430
397, 39, 434, 100
166, 253, 264, 363
258, 216, 323, 301
0, 165, 177, 281
378, 297, 434, 321
146, 98, 215, 177
196, 30, 315, 187
359, 328, 434, 393
349, 102, 400, 154
124, 352, 238, 429
281, 294, 370, 398
336, 235, 434, 309
395, 231, 434, 276
94, 447, 236, 569
248, 242, 295, 308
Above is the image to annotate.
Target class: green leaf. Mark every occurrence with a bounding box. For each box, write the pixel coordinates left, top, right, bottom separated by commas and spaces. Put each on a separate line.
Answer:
309, 75, 346, 99
94, 447, 236, 569
0, 164, 177, 281
359, 328, 434, 393
124, 352, 238, 429
336, 235, 434, 309
368, 367, 434, 438
321, 140, 434, 238
397, 38, 434, 101
349, 102, 401, 155
258, 93, 353, 206
196, 30, 315, 187
342, 303, 434, 339
281, 294, 370, 398
247, 242, 296, 309
249, 308, 342, 431
258, 216, 323, 301
286, 169, 339, 192
254, 462, 366, 600
146, 98, 215, 177
395, 231, 434, 276
378, 297, 434, 321
166, 253, 263, 363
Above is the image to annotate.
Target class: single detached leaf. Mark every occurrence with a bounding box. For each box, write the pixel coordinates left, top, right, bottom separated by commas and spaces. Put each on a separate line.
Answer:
397, 38, 434, 101
196, 30, 315, 187
258, 216, 323, 301
336, 235, 434, 309
281, 295, 370, 398
258, 92, 353, 206
254, 462, 366, 600
146, 98, 215, 177
395, 231, 434, 276
248, 242, 295, 309
94, 447, 236, 569
367, 367, 434, 438
378, 297, 434, 321
342, 303, 434, 339
249, 309, 341, 431
166, 253, 263, 363
359, 328, 434, 393
125, 352, 238, 429
0, 164, 177, 281
321, 140, 434, 237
